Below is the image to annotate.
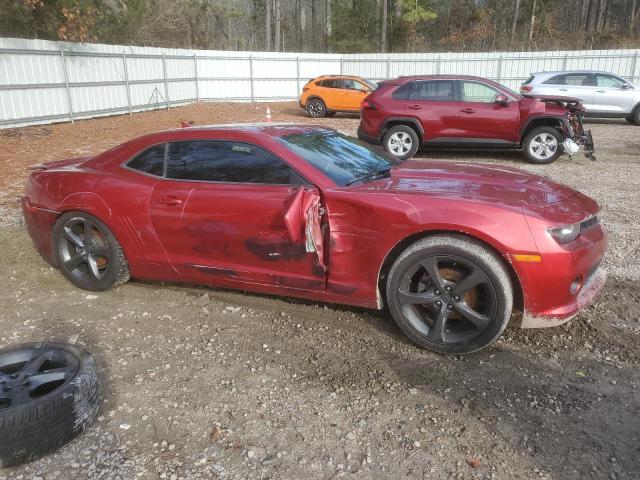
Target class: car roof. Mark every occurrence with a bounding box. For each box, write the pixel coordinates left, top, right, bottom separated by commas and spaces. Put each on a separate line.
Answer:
531, 70, 623, 76
397, 74, 491, 81
168, 123, 335, 137
314, 74, 366, 81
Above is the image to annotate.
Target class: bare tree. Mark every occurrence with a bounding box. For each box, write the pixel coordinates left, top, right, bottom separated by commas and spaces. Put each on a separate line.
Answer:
510, 0, 521, 46
265, 0, 272, 51
528, 0, 537, 41
274, 0, 281, 51
381, 0, 388, 52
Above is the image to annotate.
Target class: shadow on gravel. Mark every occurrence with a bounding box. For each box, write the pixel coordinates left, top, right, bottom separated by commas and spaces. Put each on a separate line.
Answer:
383, 345, 639, 480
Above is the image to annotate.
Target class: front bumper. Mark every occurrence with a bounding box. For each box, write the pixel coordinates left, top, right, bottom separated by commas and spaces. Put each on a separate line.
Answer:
521, 265, 607, 328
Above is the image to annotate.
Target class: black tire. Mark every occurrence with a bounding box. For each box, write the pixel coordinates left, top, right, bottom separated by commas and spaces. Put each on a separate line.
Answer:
0, 342, 100, 468
627, 106, 640, 125
386, 235, 513, 354
306, 98, 327, 118
523, 126, 564, 164
53, 211, 130, 291
383, 125, 420, 160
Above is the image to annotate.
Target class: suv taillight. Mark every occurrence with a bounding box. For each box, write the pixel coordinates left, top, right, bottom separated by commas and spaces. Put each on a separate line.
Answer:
520, 85, 533, 93
361, 100, 376, 110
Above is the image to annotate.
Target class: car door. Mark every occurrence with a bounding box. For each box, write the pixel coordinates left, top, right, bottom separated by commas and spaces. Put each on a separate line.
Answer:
341, 79, 370, 111
318, 79, 343, 111
403, 80, 462, 142
456, 80, 520, 144
593, 73, 635, 114
544, 73, 596, 110
148, 139, 326, 290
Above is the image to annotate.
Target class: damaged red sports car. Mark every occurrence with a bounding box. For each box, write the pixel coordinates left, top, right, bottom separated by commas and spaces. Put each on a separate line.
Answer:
22, 124, 607, 354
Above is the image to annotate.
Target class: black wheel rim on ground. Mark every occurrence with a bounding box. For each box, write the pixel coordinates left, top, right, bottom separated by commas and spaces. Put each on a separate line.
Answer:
397, 255, 498, 345
58, 216, 111, 282
0, 346, 79, 410
308, 100, 324, 117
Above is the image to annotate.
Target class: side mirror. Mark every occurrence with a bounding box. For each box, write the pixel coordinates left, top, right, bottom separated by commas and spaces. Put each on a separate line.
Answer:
621, 83, 633, 90
495, 94, 508, 105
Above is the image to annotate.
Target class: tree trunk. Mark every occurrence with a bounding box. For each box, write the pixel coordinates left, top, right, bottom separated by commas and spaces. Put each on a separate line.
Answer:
510, 0, 521, 47
265, 0, 272, 51
326, 0, 332, 51
528, 0, 537, 41
596, 0, 607, 32
274, 0, 281, 51
311, 0, 317, 52
631, 0, 638, 32
381, 0, 388, 52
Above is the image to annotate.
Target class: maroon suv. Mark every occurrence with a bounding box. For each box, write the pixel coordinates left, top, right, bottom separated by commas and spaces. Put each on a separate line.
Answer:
357, 75, 595, 164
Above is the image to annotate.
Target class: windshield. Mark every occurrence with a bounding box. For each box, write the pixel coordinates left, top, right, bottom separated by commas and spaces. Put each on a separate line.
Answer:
280, 131, 396, 186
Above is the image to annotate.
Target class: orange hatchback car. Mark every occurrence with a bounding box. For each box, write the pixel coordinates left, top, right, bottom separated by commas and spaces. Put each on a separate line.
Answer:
299, 75, 377, 118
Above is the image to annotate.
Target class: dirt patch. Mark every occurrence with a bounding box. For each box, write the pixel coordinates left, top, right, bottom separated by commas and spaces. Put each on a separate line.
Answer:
1, 103, 639, 479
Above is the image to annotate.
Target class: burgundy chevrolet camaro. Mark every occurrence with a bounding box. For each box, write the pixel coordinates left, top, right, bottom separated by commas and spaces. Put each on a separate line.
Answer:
22, 124, 607, 354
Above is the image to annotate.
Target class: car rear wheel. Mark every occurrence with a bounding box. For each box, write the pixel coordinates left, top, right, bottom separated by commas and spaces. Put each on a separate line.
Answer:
627, 106, 640, 125
53, 212, 130, 291
306, 99, 327, 118
523, 126, 564, 164
386, 235, 513, 354
383, 125, 419, 160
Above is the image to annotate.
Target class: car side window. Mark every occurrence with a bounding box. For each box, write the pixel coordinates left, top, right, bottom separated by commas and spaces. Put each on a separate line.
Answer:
166, 141, 305, 185
126, 144, 165, 177
392, 82, 413, 100
461, 81, 501, 103
596, 74, 625, 88
342, 79, 362, 91
320, 79, 340, 89
409, 80, 454, 101
565, 74, 594, 86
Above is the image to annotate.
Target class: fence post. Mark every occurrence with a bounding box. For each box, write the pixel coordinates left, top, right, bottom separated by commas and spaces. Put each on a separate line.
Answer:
436, 55, 441, 74
122, 52, 132, 116
162, 53, 169, 109
631, 51, 639, 84
194, 54, 199, 102
249, 55, 254, 102
562, 53, 568, 70
60, 48, 74, 124
386, 57, 391, 79
340, 56, 343, 75
295, 56, 300, 98
497, 55, 503, 82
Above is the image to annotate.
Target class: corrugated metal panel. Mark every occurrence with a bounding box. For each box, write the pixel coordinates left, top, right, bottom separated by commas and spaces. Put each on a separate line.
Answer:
0, 37, 638, 128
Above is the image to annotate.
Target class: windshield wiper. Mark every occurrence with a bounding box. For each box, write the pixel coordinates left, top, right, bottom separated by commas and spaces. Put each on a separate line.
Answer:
345, 167, 392, 186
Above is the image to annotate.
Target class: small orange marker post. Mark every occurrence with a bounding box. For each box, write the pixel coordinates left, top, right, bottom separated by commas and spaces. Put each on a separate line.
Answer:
265, 106, 272, 123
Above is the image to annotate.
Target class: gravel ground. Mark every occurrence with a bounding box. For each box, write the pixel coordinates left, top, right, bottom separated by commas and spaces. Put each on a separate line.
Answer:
0, 103, 639, 480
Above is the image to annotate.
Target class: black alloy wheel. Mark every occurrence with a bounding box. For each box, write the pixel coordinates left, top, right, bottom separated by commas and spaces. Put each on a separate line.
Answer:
387, 235, 513, 354
306, 98, 327, 118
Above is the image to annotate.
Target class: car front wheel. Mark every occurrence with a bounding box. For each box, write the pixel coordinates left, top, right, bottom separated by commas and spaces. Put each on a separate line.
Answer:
53, 211, 130, 291
523, 126, 564, 164
386, 235, 513, 354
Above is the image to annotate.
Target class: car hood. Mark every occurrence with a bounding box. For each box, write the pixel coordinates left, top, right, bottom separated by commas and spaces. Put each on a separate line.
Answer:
355, 160, 579, 206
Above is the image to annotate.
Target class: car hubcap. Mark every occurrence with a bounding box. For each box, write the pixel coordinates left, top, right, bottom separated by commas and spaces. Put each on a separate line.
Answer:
59, 217, 110, 282
0, 346, 79, 409
529, 133, 558, 160
308, 101, 324, 117
388, 132, 413, 156
397, 255, 497, 344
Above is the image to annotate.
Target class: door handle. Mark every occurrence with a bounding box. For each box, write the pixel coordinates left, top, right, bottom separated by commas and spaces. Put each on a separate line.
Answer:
596, 90, 605, 93
461, 108, 476, 114
155, 196, 183, 206
408, 104, 422, 110
559, 88, 568, 91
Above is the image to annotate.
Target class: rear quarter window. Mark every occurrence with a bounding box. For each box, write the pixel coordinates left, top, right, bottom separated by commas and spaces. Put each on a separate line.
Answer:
126, 144, 165, 176
392, 83, 413, 100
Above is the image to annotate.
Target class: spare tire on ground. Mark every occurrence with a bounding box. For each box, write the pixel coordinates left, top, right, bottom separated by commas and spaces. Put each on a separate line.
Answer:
0, 342, 100, 468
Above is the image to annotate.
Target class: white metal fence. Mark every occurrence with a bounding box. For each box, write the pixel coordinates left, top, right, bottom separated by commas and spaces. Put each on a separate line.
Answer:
1, 37, 639, 129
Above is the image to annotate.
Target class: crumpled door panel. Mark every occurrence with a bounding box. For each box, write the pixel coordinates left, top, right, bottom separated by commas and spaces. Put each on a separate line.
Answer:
283, 188, 325, 271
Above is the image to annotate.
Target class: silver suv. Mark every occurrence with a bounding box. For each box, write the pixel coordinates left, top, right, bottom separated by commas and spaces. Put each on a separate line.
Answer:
521, 71, 640, 125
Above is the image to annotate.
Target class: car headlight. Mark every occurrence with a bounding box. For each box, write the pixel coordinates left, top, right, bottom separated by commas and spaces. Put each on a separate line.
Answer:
548, 223, 581, 244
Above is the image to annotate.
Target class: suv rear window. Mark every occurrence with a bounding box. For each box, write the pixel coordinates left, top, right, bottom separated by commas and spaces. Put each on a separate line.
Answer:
544, 74, 593, 86
409, 80, 454, 101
